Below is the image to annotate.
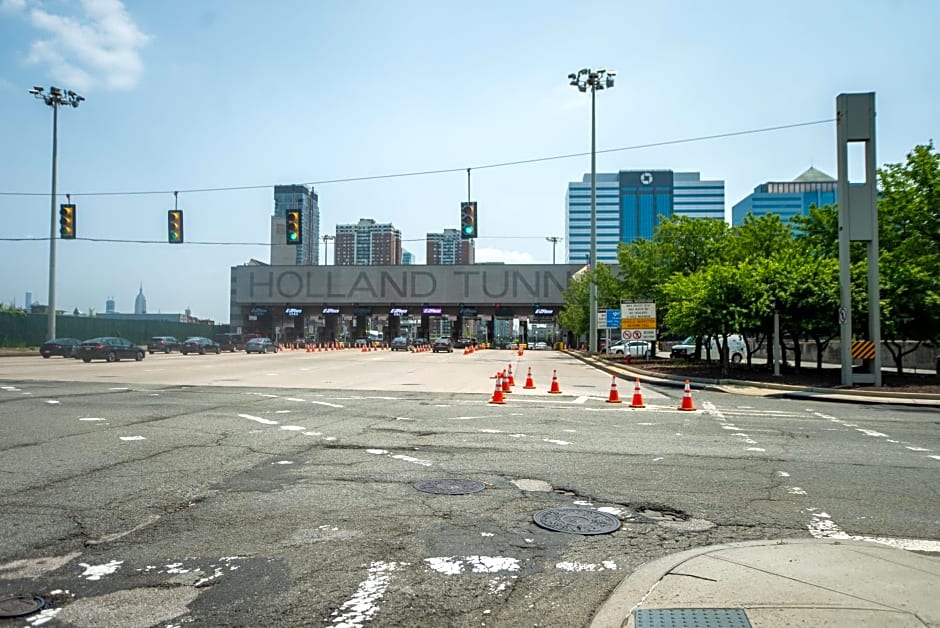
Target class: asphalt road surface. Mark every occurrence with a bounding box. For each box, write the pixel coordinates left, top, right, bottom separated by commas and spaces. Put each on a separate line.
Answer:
0, 348, 937, 627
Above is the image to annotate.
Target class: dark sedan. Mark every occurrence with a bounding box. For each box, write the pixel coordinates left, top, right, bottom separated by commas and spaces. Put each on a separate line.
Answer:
390, 337, 412, 351
147, 336, 181, 354
432, 337, 453, 353
77, 337, 145, 363
40, 337, 81, 358
181, 337, 221, 355
245, 337, 278, 354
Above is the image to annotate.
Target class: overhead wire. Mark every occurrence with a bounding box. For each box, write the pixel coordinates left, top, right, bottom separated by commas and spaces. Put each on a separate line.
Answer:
0, 118, 834, 198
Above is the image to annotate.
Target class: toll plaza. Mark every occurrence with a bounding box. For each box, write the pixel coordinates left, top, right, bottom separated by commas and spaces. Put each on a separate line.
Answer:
229, 263, 583, 346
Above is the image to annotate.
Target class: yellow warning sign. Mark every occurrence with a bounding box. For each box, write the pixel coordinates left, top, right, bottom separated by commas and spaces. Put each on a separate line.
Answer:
620, 318, 656, 329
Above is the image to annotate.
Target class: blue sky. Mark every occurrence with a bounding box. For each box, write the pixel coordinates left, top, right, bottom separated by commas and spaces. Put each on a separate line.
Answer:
1, 0, 938, 323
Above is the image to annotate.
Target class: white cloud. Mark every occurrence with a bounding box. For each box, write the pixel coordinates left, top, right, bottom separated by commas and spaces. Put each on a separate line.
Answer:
0, 0, 26, 13
474, 247, 534, 264
20, 0, 149, 91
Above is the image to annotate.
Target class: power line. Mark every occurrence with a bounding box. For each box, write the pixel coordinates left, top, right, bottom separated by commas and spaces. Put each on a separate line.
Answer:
0, 118, 834, 198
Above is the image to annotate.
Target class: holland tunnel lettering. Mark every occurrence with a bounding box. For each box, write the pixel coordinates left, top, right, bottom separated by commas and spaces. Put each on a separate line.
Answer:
233, 264, 582, 306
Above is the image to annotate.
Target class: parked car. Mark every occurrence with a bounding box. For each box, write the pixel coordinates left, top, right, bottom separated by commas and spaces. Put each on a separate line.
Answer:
182, 337, 221, 355
39, 337, 81, 358
213, 333, 245, 352
147, 336, 181, 354
608, 339, 654, 358
670, 334, 745, 363
77, 337, 145, 363
245, 337, 279, 354
390, 337, 412, 351
533, 341, 549, 350
432, 337, 454, 353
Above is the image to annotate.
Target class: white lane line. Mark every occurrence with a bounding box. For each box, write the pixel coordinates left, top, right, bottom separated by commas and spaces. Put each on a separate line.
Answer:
813, 411, 936, 461
805, 508, 940, 553
329, 561, 405, 627
119, 436, 145, 441
238, 413, 278, 425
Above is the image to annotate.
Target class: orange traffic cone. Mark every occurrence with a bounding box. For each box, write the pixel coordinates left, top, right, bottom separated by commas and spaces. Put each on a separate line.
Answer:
548, 369, 562, 394
506, 364, 515, 387
678, 380, 696, 411
501, 370, 512, 394
523, 366, 536, 389
490, 373, 505, 404
517, 347, 523, 357
606, 376, 622, 403
630, 378, 646, 408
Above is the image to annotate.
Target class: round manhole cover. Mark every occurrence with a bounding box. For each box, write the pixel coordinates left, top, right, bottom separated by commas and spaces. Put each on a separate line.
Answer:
0, 596, 46, 618
414, 479, 486, 495
533, 508, 621, 535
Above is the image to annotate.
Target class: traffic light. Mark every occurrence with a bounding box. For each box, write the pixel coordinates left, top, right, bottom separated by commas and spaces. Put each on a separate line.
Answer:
59, 204, 76, 239
167, 209, 184, 243
460, 201, 477, 239
286, 210, 302, 244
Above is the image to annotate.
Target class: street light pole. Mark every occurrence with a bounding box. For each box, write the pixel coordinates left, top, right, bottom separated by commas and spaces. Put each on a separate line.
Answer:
568, 68, 614, 353
30, 86, 83, 341
545, 236, 562, 264
322, 234, 335, 265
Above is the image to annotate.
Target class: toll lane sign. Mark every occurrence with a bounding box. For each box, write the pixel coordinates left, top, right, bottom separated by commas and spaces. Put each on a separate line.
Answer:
620, 299, 656, 341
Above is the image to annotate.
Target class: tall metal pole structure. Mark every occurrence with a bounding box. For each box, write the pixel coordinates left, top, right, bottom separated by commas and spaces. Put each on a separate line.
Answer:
322, 234, 335, 266
568, 68, 614, 353
30, 86, 83, 341
545, 237, 562, 264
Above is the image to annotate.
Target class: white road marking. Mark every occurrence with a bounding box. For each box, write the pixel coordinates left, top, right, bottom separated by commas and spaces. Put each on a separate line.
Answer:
310, 400, 344, 408
279, 425, 305, 431
329, 560, 405, 627
45, 400, 60, 404
425, 556, 520, 575
79, 418, 106, 422
272, 461, 293, 465
556, 561, 618, 572
805, 508, 940, 552
543, 439, 571, 446
390, 454, 432, 467
119, 436, 145, 441
238, 413, 278, 425
79, 560, 122, 580
652, 457, 664, 461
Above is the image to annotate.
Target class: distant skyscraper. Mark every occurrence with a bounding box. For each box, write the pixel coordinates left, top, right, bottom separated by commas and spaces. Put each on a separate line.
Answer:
24, 292, 32, 312
426, 229, 474, 264
106, 296, 115, 314
335, 218, 402, 265
402, 249, 415, 265
271, 184, 320, 265
134, 286, 147, 315
565, 170, 725, 263
731, 167, 837, 226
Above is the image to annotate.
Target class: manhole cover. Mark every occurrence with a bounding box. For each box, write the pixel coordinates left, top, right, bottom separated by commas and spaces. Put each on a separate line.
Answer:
414, 479, 485, 495
0, 596, 46, 618
533, 508, 621, 535
635, 608, 751, 628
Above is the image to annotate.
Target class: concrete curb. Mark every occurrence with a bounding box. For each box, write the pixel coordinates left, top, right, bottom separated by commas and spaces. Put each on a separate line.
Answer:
565, 351, 940, 408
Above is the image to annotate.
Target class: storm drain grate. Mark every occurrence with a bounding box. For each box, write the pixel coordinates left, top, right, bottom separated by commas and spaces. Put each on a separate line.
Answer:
634, 608, 751, 628
414, 479, 485, 495
0, 596, 47, 618
532, 507, 620, 535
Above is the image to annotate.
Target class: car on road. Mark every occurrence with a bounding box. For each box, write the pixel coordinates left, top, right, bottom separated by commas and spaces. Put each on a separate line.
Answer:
213, 333, 245, 352
390, 337, 412, 351
608, 339, 654, 358
147, 336, 181, 354
533, 341, 549, 350
182, 337, 222, 355
432, 337, 453, 353
39, 337, 81, 358
245, 337, 278, 354
453, 337, 478, 349
77, 337, 145, 363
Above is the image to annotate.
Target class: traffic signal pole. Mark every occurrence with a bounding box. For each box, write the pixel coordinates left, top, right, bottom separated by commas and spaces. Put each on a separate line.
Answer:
47, 99, 58, 341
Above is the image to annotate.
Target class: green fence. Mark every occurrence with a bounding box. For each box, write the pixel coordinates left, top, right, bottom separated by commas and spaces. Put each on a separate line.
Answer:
0, 312, 226, 347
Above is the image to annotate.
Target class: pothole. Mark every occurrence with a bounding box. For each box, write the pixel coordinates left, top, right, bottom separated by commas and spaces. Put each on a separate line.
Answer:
512, 479, 553, 492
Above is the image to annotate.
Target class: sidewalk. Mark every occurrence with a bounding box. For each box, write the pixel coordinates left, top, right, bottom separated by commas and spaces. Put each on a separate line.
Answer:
575, 353, 940, 408
591, 538, 940, 627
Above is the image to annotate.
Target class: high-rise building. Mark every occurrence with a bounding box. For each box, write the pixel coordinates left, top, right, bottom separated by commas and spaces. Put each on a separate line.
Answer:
335, 218, 402, 266
24, 292, 32, 312
402, 249, 415, 265
134, 285, 147, 315
565, 170, 725, 263
426, 228, 474, 265
731, 167, 837, 226
106, 296, 115, 314
271, 184, 320, 265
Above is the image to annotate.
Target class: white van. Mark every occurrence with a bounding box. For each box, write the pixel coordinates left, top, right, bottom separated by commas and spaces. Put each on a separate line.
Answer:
670, 334, 746, 363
